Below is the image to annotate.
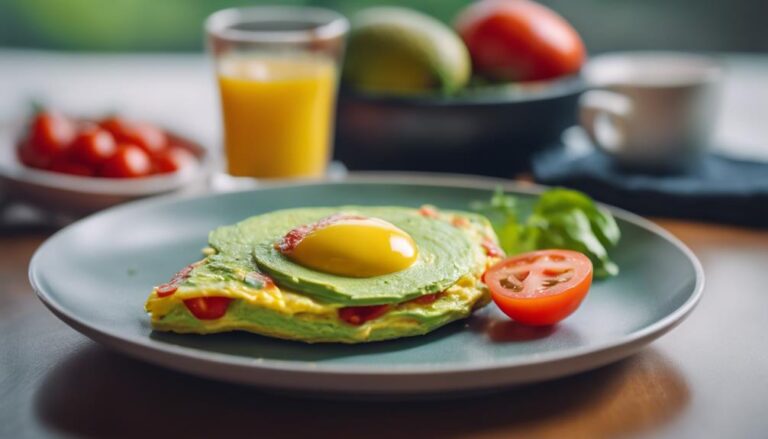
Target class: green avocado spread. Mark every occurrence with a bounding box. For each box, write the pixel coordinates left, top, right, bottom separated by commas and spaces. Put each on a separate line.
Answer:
210, 207, 480, 305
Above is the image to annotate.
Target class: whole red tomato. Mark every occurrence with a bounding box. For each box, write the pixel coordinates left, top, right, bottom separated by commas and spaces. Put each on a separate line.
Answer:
455, 0, 585, 81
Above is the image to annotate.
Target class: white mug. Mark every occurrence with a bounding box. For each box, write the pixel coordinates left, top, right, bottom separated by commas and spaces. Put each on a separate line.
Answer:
580, 52, 724, 170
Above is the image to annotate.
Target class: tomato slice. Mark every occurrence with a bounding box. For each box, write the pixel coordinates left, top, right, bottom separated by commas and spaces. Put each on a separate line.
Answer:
338, 304, 390, 326
484, 249, 593, 326
184, 297, 233, 320
408, 292, 440, 305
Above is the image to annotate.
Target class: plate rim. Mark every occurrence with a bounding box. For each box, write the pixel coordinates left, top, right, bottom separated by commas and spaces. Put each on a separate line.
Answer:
28, 174, 704, 378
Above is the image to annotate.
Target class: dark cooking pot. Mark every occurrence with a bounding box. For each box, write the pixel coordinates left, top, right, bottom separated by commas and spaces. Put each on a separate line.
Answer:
334, 76, 584, 177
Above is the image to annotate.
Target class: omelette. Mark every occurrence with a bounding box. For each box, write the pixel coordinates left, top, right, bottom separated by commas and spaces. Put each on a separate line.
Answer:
145, 206, 501, 343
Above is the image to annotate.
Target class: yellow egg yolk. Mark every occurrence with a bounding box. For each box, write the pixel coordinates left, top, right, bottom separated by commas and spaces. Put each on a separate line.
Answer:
286, 216, 418, 277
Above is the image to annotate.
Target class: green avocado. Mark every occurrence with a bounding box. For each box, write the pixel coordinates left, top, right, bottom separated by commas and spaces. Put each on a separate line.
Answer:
209, 207, 482, 306
343, 7, 471, 95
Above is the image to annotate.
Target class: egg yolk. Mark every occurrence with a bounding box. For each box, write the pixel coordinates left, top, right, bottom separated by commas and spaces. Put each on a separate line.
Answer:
287, 216, 418, 277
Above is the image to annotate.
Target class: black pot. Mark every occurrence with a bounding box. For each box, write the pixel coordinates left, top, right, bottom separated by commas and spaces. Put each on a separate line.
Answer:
334, 76, 584, 177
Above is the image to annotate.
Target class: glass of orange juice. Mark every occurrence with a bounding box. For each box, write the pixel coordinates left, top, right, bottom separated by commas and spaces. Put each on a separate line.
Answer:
205, 7, 348, 179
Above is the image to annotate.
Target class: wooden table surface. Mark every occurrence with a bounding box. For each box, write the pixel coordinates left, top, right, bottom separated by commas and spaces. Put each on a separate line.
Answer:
2, 220, 766, 438
2, 51, 768, 438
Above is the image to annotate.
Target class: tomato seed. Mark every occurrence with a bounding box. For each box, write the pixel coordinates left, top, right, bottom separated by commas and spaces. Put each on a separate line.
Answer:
500, 276, 524, 292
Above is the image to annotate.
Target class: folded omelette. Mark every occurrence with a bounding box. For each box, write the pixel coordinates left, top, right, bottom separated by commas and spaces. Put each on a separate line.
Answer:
145, 206, 501, 343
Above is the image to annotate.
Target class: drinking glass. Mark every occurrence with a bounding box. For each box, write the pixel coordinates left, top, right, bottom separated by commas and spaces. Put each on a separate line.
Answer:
206, 6, 348, 178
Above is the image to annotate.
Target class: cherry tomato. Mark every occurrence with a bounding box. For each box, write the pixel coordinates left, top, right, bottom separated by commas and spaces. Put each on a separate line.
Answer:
455, 0, 585, 81
48, 158, 95, 177
99, 144, 152, 178
152, 146, 196, 174
100, 117, 167, 154
338, 304, 390, 325
70, 126, 117, 166
25, 111, 76, 166
183, 297, 233, 320
17, 143, 50, 169
484, 249, 593, 326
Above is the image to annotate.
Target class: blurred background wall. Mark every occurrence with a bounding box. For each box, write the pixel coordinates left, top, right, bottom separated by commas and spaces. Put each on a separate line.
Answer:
0, 0, 765, 53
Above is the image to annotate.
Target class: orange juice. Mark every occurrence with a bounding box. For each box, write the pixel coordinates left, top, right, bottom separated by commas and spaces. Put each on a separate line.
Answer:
217, 55, 337, 178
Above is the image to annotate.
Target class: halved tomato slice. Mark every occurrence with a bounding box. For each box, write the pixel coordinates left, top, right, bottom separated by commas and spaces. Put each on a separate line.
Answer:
183, 297, 233, 320
484, 249, 593, 326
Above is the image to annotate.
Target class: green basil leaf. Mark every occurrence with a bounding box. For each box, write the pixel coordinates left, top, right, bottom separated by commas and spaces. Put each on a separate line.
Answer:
471, 187, 621, 279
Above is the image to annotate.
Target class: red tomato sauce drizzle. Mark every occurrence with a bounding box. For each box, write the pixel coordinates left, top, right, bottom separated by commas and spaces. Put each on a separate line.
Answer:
244, 271, 275, 289
155, 262, 198, 297
276, 213, 365, 255
482, 239, 504, 257
451, 216, 470, 228
418, 205, 439, 218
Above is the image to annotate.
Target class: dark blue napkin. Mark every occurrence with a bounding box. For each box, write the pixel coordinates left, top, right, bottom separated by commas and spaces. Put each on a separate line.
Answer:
532, 144, 768, 228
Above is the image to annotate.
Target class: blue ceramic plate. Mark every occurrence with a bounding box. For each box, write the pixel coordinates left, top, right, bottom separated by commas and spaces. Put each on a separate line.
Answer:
29, 175, 703, 395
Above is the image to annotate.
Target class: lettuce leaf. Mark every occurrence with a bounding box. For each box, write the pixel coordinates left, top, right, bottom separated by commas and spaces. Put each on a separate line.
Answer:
471, 187, 621, 278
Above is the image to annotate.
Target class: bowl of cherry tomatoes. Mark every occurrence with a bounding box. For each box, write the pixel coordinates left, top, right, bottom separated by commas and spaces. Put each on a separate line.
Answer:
1, 110, 212, 215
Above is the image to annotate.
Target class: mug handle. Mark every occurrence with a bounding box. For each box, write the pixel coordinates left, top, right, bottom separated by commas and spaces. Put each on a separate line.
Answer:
579, 90, 634, 155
